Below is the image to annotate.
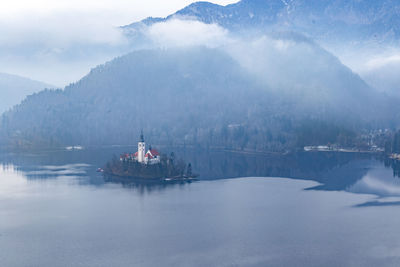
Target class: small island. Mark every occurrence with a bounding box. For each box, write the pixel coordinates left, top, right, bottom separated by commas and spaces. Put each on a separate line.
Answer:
103, 132, 197, 181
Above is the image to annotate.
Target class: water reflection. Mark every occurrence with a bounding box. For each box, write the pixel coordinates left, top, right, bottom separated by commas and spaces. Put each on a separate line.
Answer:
22, 164, 90, 179
0, 164, 28, 198
1, 147, 399, 199
384, 157, 400, 178
354, 201, 400, 207
103, 174, 195, 193
5, 151, 400, 266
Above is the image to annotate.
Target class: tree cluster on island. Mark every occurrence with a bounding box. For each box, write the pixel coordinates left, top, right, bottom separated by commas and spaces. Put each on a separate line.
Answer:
104, 152, 195, 180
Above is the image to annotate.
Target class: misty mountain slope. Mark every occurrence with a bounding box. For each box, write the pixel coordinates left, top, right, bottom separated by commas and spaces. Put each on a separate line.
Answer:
229, 34, 379, 112
360, 61, 400, 97
122, 0, 400, 99
0, 45, 395, 150
1, 48, 267, 147
0, 72, 55, 114
231, 33, 400, 133
123, 0, 400, 45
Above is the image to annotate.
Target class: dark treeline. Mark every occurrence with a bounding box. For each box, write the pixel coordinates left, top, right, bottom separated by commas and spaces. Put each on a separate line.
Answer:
104, 153, 191, 179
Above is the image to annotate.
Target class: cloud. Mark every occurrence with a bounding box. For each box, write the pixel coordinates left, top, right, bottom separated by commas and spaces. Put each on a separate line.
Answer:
0, 10, 130, 86
322, 43, 400, 96
0, 17, 232, 86
145, 19, 231, 48
0, 12, 127, 48
0, 0, 238, 48
365, 53, 400, 71
0, 1, 238, 23
0, 1, 238, 86
351, 51, 400, 96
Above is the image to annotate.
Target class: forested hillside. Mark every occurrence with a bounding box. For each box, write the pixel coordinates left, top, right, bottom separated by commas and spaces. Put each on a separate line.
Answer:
0, 44, 396, 151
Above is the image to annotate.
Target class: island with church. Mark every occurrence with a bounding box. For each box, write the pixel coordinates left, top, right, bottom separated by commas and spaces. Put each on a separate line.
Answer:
103, 131, 197, 181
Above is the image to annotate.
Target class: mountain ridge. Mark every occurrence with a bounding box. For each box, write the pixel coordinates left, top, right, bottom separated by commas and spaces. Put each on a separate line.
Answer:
123, 0, 400, 45
0, 72, 55, 115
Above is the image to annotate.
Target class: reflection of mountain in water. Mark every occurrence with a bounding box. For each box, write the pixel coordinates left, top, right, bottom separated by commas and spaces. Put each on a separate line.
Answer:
0, 147, 380, 192
182, 149, 377, 191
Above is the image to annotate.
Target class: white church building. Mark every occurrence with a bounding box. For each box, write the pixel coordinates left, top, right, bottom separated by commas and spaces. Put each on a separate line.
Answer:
120, 131, 160, 164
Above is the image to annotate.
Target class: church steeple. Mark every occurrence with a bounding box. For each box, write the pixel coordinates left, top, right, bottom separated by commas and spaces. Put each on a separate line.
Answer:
140, 130, 144, 142
137, 130, 146, 163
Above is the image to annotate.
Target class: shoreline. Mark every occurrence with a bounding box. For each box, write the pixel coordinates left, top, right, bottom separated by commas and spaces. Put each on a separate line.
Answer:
0, 144, 387, 158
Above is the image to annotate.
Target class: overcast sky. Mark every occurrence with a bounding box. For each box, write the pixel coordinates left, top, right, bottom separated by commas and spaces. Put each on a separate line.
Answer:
0, 0, 238, 86
0, 0, 238, 25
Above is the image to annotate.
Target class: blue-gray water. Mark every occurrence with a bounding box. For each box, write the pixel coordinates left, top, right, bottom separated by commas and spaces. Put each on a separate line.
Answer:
1, 148, 400, 266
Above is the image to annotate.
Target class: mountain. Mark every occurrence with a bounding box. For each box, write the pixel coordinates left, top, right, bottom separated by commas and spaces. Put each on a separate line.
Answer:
0, 40, 395, 150
1, 0, 398, 151
123, 0, 400, 45
0, 73, 55, 114
122, 0, 400, 98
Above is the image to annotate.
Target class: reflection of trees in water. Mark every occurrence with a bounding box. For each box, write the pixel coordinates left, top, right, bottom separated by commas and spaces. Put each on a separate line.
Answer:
173, 149, 376, 191
103, 174, 194, 194
384, 158, 400, 178
0, 148, 378, 191
183, 149, 367, 173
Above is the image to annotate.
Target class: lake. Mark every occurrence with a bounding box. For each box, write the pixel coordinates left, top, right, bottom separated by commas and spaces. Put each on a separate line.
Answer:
1, 147, 400, 266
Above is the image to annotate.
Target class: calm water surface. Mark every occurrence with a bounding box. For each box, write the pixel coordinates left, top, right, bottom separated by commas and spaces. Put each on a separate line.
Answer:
1, 147, 400, 266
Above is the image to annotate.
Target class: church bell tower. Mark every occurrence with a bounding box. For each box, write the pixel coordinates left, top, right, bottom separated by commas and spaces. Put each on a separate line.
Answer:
138, 130, 145, 163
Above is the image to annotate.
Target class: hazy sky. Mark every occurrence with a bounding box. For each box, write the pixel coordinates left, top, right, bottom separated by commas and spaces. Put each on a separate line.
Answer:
0, 0, 238, 25
1, 0, 397, 89
0, 0, 238, 86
